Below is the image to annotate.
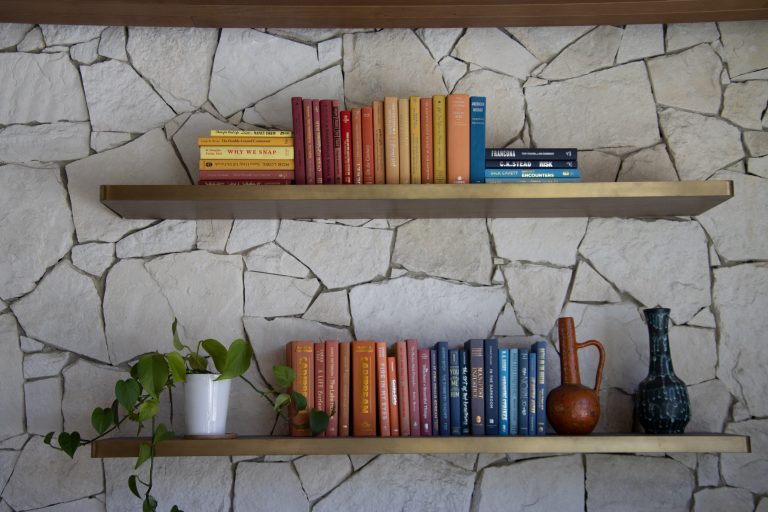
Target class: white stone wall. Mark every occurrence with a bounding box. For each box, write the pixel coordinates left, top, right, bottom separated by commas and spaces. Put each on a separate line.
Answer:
0, 22, 767, 511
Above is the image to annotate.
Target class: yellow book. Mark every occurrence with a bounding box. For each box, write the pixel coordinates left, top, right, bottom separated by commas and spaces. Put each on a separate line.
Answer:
210, 129, 292, 137
433, 95, 447, 184
197, 137, 293, 146
199, 146, 294, 160
409, 96, 421, 185
199, 159, 295, 171
397, 99, 410, 184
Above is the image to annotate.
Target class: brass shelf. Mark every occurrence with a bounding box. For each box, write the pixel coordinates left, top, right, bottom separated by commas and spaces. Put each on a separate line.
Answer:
91, 434, 750, 458
100, 181, 733, 220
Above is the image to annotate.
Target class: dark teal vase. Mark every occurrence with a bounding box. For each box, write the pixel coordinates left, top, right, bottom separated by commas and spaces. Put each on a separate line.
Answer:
636, 307, 690, 434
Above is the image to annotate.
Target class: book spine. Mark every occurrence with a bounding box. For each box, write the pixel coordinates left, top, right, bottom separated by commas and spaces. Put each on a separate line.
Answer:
486, 148, 578, 160
387, 356, 400, 436
397, 98, 411, 184
436, 341, 450, 436
409, 96, 421, 184
446, 94, 470, 184
429, 349, 439, 435
340, 111, 353, 184
459, 348, 470, 435
200, 159, 294, 171
352, 108, 363, 185
375, 342, 391, 437
418, 349, 432, 436
449, 349, 461, 436
211, 129, 293, 137
420, 97, 433, 184
325, 340, 339, 436
312, 99, 323, 183
485, 160, 579, 169
302, 99, 315, 185
199, 180, 291, 186
320, 100, 335, 185
332, 100, 343, 184
509, 348, 519, 435
199, 147, 294, 160
485, 169, 580, 178
528, 351, 537, 436
484, 338, 499, 436
518, 349, 529, 436
384, 97, 400, 184
198, 137, 294, 146
395, 340, 411, 436
465, 339, 485, 435
432, 95, 447, 184
485, 177, 581, 183
339, 342, 351, 437
199, 170, 294, 181
352, 341, 377, 437
291, 97, 305, 184
469, 96, 486, 183
406, 339, 420, 436
499, 347, 509, 436
373, 100, 385, 184
314, 343, 326, 437
534, 341, 547, 435
288, 341, 314, 436
362, 106, 375, 184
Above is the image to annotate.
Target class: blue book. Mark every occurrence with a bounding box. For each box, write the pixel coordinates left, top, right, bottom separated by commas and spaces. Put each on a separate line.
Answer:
484, 168, 581, 179
518, 349, 529, 436
528, 351, 537, 436
532, 341, 547, 435
430, 349, 439, 435
485, 177, 581, 184
435, 341, 450, 436
499, 348, 509, 436
469, 96, 486, 183
485, 160, 578, 169
464, 339, 485, 435
509, 348, 519, 435
449, 349, 461, 435
459, 349, 470, 435
484, 339, 499, 435
486, 148, 577, 160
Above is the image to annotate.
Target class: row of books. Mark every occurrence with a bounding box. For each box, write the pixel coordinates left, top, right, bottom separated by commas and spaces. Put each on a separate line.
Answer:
484, 148, 581, 183
285, 339, 547, 437
197, 129, 296, 185
291, 95, 488, 185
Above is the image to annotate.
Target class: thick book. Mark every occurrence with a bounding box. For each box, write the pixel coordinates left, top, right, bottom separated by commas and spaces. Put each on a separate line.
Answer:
518, 348, 529, 436
406, 339, 421, 436
210, 129, 292, 137
485, 177, 582, 183
448, 349, 461, 436
312, 99, 323, 183
376, 342, 391, 437
387, 356, 400, 436
435, 341, 450, 436
432, 95, 447, 184
485, 168, 581, 178
418, 349, 432, 436
351, 340, 377, 437
290, 97, 305, 184
395, 340, 411, 436
420, 97, 433, 183
532, 341, 547, 435
446, 94, 470, 184
362, 106, 375, 184
509, 348, 519, 435
373, 100, 385, 184
499, 347, 509, 436
199, 147, 294, 159
485, 160, 578, 169
339, 342, 351, 437
325, 340, 339, 436
409, 96, 421, 184
199, 159, 294, 171
332, 100, 343, 184
528, 351, 537, 436
352, 107, 363, 184
302, 99, 315, 184
198, 136, 293, 147
384, 97, 400, 184
430, 349, 439, 435
314, 342, 326, 437
484, 338, 499, 436
469, 96, 486, 183
340, 110, 353, 184
459, 348, 470, 435
465, 339, 485, 435
198, 170, 294, 181
287, 341, 314, 436
486, 148, 578, 160
397, 98, 411, 184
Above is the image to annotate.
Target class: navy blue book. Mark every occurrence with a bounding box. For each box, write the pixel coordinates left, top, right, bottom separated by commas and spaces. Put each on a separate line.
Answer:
528, 351, 537, 436
464, 339, 485, 435
430, 348, 439, 435
484, 168, 580, 179
484, 339, 499, 435
518, 348, 529, 436
459, 348, 470, 435
486, 148, 577, 160
509, 348, 519, 435
532, 341, 547, 435
469, 96, 486, 183
435, 341, 450, 436
449, 349, 461, 435
485, 160, 578, 169
499, 348, 509, 436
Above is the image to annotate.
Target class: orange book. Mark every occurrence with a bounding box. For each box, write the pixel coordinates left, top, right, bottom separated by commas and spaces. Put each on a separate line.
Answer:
287, 341, 314, 436
325, 340, 339, 436
409, 96, 421, 184
376, 342, 391, 437
397, 98, 411, 184
352, 341, 377, 437
362, 106, 375, 184
373, 100, 385, 184
314, 343, 326, 437
395, 340, 411, 436
197, 137, 293, 146
446, 94, 470, 184
420, 98, 434, 183
302, 99, 315, 184
339, 342, 351, 437
387, 356, 400, 436
384, 97, 400, 184
351, 108, 363, 184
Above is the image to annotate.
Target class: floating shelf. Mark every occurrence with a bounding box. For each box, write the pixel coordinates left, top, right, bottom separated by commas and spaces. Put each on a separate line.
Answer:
91, 434, 750, 458
100, 181, 733, 220
1, 0, 766, 28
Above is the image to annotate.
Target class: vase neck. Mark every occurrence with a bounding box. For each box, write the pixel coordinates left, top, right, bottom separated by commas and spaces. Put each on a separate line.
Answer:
645, 309, 676, 376
558, 317, 581, 385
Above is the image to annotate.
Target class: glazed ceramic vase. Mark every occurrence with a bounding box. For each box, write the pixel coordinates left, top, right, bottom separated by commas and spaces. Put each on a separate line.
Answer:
636, 307, 690, 434
546, 317, 606, 435
184, 373, 232, 436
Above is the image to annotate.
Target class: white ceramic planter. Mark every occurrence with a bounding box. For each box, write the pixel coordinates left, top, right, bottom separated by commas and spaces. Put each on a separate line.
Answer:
184, 373, 232, 436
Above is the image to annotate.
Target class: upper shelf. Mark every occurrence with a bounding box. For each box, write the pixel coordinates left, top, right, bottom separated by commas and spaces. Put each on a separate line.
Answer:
100, 181, 733, 220
1, 0, 767, 28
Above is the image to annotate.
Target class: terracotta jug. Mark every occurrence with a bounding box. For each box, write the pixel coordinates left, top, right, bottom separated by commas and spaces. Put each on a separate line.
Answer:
546, 317, 606, 435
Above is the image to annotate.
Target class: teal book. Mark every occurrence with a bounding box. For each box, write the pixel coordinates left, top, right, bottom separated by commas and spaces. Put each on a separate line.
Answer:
469, 96, 486, 183
532, 341, 547, 435
518, 348, 529, 436
509, 348, 519, 435
528, 351, 537, 436
499, 348, 509, 436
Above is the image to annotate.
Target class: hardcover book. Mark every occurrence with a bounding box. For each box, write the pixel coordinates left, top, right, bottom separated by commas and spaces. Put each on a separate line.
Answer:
312, 99, 323, 183
199, 159, 294, 171
509, 347, 519, 435
398, 98, 411, 184
420, 97, 433, 183
373, 100, 386, 184
432, 95, 447, 184
406, 339, 421, 436
332, 100, 343, 184
320, 99, 335, 185
532, 341, 547, 435
325, 340, 339, 436
518, 348, 529, 436
484, 338, 499, 436
528, 351, 537, 436
435, 341, 450, 436
199, 180, 290, 186
459, 348, 470, 435
197, 137, 293, 146
210, 129, 292, 137
351, 341, 377, 437
376, 342, 391, 437
287, 341, 314, 436
469, 96, 486, 183
362, 106, 375, 184
340, 110, 353, 184
352, 108, 363, 184
486, 148, 577, 160
395, 340, 411, 436
430, 349, 439, 435
287, 99, 304, 183
409, 96, 421, 184
314, 342, 326, 437
485, 160, 578, 169
339, 342, 351, 436
198, 170, 294, 181
384, 97, 400, 184
387, 355, 400, 436
499, 347, 509, 436
449, 349, 461, 436
464, 339, 485, 435
446, 94, 470, 184
302, 99, 315, 184
199, 147, 294, 159
484, 169, 581, 179
418, 349, 432, 436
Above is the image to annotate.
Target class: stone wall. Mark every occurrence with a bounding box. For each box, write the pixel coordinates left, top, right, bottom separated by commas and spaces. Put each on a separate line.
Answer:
0, 22, 767, 512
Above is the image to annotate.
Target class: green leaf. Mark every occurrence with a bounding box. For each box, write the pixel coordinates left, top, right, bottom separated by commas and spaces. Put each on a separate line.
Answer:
143, 495, 158, 512
91, 407, 114, 435
170, 506, 184, 512
165, 352, 186, 384
128, 475, 141, 498
201, 339, 227, 374
112, 399, 120, 424
152, 423, 174, 444
137, 398, 159, 422
43, 432, 54, 445
273, 393, 291, 412
309, 409, 329, 436
171, 318, 184, 351
58, 431, 81, 458
135, 442, 152, 469
136, 354, 169, 399
115, 378, 142, 411
187, 353, 208, 373
290, 391, 307, 412
215, 339, 252, 381
273, 364, 295, 389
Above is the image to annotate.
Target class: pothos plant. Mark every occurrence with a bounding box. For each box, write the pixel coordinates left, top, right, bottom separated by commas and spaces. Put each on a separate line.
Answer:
44, 320, 330, 512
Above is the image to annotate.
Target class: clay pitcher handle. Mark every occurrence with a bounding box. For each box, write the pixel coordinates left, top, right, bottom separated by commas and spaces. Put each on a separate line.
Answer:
575, 339, 606, 394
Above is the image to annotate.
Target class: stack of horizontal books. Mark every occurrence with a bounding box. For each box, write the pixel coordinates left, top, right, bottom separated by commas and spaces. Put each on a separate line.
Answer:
484, 148, 580, 183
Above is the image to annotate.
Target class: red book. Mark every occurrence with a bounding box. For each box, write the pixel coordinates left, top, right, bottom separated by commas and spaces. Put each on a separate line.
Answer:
373, 100, 385, 184
198, 180, 290, 186
320, 99, 335, 185
339, 342, 351, 437
351, 108, 363, 184
312, 99, 323, 184
287, 341, 314, 437
302, 99, 315, 184
340, 111, 353, 185
332, 100, 343, 184
325, 340, 339, 437
418, 348, 432, 436
352, 340, 377, 437
199, 170, 294, 181
376, 342, 391, 437
291, 97, 305, 184
387, 356, 400, 436
314, 342, 326, 437
420, 98, 434, 184
406, 339, 421, 436
362, 106, 375, 184
395, 340, 410, 436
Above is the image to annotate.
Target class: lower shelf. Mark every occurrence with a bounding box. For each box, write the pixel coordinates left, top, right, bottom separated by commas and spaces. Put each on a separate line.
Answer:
91, 434, 750, 458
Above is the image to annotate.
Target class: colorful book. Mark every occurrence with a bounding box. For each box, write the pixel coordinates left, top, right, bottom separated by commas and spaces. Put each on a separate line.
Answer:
485, 169, 580, 178
406, 339, 420, 436
210, 129, 292, 137
518, 348, 529, 436
199, 147, 294, 159
432, 95, 447, 184
418, 349, 432, 436
486, 148, 577, 160
420, 97, 433, 183
376, 341, 391, 437
340, 110, 353, 184
446, 94, 470, 184
484, 338, 499, 436
528, 351, 537, 436
409, 96, 421, 184
449, 349, 461, 436
465, 339, 485, 435
351, 340, 377, 437
533, 341, 547, 435
314, 342, 326, 437
373, 100, 385, 184
395, 340, 411, 436
485, 178, 581, 183
291, 97, 305, 184
384, 97, 400, 184
459, 348, 470, 435
312, 99, 323, 183
398, 98, 411, 184
352, 107, 363, 184
302, 99, 315, 185
469, 96, 486, 183
387, 355, 400, 436
325, 340, 339, 436
198, 170, 294, 181
332, 100, 343, 184
287, 341, 314, 436
485, 160, 578, 169
435, 341, 450, 436
339, 342, 351, 436
430, 348, 439, 435
199, 159, 294, 171
362, 106, 375, 184
499, 348, 509, 436
198, 137, 293, 147
509, 347, 519, 435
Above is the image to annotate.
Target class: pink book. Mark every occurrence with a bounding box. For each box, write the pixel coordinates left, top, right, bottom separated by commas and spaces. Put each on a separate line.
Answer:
291, 97, 305, 184
406, 339, 421, 436
418, 349, 432, 436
